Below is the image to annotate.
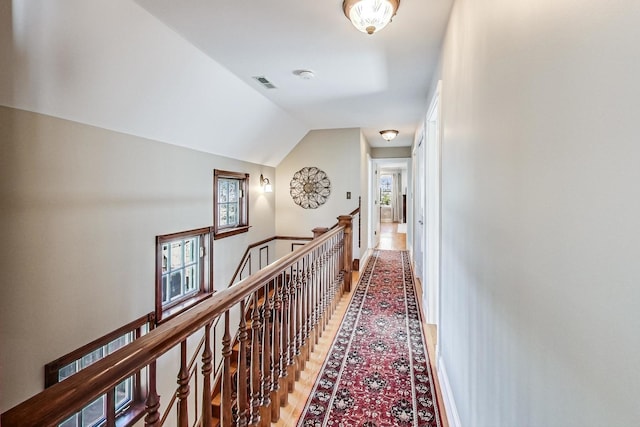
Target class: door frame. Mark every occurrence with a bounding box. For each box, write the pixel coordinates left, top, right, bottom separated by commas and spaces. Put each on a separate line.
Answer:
424, 80, 442, 326
370, 157, 411, 250
367, 154, 380, 250
412, 131, 426, 285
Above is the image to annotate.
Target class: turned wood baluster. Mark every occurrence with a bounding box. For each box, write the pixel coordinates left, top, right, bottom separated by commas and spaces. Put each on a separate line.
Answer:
299, 257, 308, 369
201, 322, 213, 427
287, 266, 297, 392
331, 233, 342, 305
332, 238, 340, 312
318, 246, 331, 335
338, 235, 345, 295
237, 300, 249, 427
221, 312, 233, 427
280, 271, 291, 405
319, 246, 325, 335
307, 253, 316, 356
319, 247, 326, 333
326, 244, 332, 326
249, 292, 262, 426
327, 237, 338, 311
145, 361, 160, 426
271, 276, 282, 420
324, 246, 332, 329
295, 259, 304, 379
327, 241, 333, 319
260, 280, 273, 427
177, 340, 190, 427
306, 253, 313, 353
311, 249, 322, 348
324, 245, 331, 328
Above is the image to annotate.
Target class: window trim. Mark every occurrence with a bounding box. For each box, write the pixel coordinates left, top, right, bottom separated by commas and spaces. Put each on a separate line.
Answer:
155, 226, 214, 324
44, 314, 151, 427
213, 169, 250, 240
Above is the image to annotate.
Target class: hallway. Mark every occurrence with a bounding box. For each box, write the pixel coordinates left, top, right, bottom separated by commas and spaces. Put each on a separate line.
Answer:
376, 222, 407, 251
275, 223, 448, 426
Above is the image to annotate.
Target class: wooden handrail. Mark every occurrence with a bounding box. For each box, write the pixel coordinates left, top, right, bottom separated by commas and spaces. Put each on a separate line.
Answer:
1, 225, 348, 427
228, 235, 314, 286
329, 203, 360, 230
44, 313, 151, 388
349, 203, 361, 217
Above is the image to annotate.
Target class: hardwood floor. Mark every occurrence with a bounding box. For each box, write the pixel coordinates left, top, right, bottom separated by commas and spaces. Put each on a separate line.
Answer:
376, 222, 407, 250
275, 223, 449, 426
415, 277, 449, 427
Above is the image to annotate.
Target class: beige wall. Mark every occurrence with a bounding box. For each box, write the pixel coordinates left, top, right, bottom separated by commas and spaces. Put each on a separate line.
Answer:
436, 0, 640, 425
0, 106, 276, 411
370, 146, 411, 159
275, 128, 365, 260
0, 0, 307, 167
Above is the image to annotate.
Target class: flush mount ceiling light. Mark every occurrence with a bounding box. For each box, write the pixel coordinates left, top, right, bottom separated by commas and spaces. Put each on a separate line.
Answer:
380, 129, 399, 141
343, 0, 400, 35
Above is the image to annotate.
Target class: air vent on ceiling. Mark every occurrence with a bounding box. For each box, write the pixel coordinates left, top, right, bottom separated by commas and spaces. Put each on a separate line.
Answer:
253, 76, 277, 89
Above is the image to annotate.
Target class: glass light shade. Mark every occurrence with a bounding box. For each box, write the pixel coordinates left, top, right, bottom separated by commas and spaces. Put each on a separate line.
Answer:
343, 0, 400, 35
380, 129, 399, 141
260, 174, 273, 193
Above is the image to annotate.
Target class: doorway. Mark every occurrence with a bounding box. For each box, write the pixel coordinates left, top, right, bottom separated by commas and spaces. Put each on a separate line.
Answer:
371, 158, 410, 251
424, 82, 442, 326
413, 134, 425, 285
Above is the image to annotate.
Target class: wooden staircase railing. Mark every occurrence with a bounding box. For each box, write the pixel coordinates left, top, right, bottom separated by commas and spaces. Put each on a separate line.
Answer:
1, 215, 354, 427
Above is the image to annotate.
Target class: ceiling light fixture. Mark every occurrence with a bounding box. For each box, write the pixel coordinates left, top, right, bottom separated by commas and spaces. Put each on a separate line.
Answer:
380, 129, 399, 141
343, 0, 400, 35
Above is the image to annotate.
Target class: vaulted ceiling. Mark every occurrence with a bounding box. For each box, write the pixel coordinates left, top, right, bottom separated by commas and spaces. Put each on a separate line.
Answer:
1, 0, 453, 165
135, 0, 453, 149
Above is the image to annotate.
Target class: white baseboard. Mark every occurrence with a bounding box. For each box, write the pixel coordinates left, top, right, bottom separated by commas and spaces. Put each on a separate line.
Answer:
359, 248, 373, 272
437, 356, 462, 427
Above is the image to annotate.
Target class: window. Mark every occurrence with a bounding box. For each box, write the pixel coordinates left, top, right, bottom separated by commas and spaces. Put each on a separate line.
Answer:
213, 169, 249, 239
156, 226, 213, 323
45, 316, 151, 427
380, 174, 392, 205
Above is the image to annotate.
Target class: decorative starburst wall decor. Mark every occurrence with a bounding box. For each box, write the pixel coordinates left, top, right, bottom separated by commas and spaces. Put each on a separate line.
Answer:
290, 167, 331, 209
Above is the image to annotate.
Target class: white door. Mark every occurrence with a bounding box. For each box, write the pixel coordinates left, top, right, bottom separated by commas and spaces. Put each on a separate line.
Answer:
413, 133, 425, 282
425, 82, 442, 325
369, 158, 381, 249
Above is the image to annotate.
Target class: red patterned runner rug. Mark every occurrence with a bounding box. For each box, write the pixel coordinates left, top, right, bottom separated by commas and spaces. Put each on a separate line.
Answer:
298, 250, 441, 427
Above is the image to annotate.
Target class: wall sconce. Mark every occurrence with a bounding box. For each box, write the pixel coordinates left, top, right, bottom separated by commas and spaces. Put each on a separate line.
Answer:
260, 174, 273, 193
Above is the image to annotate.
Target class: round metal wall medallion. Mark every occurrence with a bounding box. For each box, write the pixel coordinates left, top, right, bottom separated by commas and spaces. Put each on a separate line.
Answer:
290, 167, 331, 209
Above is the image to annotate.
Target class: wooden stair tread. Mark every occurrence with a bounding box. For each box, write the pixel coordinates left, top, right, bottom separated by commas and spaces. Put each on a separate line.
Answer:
212, 393, 221, 405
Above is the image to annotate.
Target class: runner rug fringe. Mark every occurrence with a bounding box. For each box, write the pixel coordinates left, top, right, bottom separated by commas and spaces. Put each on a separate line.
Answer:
298, 250, 441, 427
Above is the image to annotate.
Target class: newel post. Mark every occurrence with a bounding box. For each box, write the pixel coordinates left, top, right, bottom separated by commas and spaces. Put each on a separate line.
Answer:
312, 227, 329, 239
338, 215, 353, 292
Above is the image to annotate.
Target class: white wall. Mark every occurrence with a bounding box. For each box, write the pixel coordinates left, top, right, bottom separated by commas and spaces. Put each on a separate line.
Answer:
275, 128, 364, 260
0, 0, 307, 167
0, 107, 276, 412
436, 0, 640, 425
359, 131, 371, 263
